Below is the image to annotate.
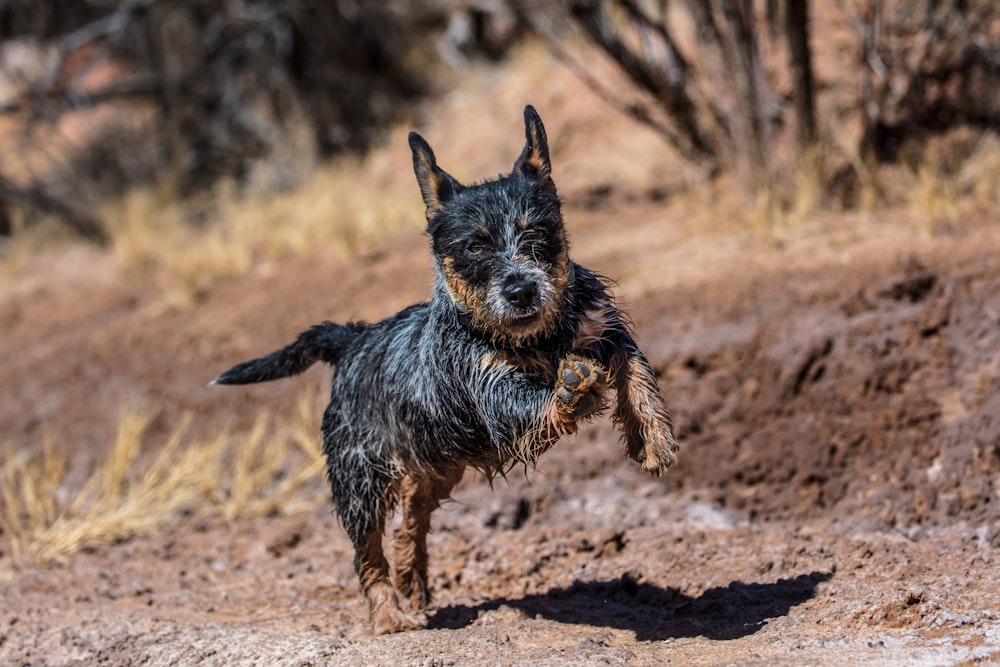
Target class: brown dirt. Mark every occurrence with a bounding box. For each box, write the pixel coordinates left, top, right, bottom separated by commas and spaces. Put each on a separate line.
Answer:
2, 49, 999, 666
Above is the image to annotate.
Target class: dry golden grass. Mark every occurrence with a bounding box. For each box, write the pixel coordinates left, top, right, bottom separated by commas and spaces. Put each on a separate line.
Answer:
889, 134, 1000, 236
665, 173, 785, 244
662, 127, 1000, 244
959, 134, 1000, 210
788, 147, 825, 225
0, 390, 327, 575
657, 143, 829, 245
0, 206, 85, 288
908, 162, 962, 236
99, 135, 422, 305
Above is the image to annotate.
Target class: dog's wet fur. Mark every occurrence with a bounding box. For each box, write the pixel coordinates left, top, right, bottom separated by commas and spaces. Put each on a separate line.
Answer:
213, 106, 678, 634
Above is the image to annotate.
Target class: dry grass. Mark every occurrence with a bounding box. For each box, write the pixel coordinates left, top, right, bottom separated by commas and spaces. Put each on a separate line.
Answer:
656, 143, 828, 245
891, 133, 1000, 236
0, 206, 83, 288
664, 173, 785, 243
99, 132, 422, 305
662, 128, 1000, 244
0, 390, 327, 575
908, 162, 962, 236
788, 148, 825, 225
950, 132, 1000, 224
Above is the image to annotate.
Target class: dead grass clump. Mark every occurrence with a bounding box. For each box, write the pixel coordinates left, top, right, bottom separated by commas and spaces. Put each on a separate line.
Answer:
889, 134, 1000, 236
660, 126, 1000, 243
907, 162, 962, 236
0, 206, 86, 288
1, 392, 327, 573
956, 133, 1000, 216
787, 147, 825, 224
665, 174, 789, 243
220, 392, 327, 520
101, 139, 421, 305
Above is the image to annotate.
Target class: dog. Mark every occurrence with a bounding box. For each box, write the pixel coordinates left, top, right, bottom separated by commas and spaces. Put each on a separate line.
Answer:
213, 106, 678, 634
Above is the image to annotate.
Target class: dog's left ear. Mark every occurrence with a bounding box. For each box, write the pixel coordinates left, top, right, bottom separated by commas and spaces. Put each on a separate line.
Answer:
513, 105, 554, 191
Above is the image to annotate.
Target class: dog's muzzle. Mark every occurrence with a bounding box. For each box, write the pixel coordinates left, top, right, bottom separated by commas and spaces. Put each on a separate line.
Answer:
501, 275, 539, 311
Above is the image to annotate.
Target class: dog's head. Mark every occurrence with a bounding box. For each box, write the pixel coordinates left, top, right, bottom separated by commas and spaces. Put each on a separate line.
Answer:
409, 106, 572, 347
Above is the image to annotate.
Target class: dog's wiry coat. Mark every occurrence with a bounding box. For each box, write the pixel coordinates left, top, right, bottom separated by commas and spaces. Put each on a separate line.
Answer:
214, 106, 678, 634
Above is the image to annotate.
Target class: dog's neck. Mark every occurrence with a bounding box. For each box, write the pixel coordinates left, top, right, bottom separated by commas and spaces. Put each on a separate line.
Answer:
437, 278, 471, 330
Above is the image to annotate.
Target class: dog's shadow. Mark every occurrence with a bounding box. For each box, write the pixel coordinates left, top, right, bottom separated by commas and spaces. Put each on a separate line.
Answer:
428, 571, 832, 641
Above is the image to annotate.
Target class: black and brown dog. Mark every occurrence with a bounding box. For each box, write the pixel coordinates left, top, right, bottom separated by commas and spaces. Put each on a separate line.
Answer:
214, 106, 678, 634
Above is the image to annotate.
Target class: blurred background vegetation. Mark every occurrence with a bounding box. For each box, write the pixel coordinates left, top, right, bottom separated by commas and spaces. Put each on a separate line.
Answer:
0, 0, 997, 253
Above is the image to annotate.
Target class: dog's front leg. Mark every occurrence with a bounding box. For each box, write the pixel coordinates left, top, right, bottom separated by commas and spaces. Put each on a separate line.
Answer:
550, 354, 609, 429
484, 354, 608, 465
612, 346, 678, 475
594, 324, 678, 476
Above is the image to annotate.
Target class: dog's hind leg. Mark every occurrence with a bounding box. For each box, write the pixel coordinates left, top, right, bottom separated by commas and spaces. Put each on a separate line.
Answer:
332, 461, 419, 635
357, 538, 419, 634
392, 466, 464, 610
348, 495, 424, 635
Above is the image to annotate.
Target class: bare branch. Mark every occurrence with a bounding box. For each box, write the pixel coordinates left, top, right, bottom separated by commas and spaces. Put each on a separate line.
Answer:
35, 0, 158, 104
568, 0, 718, 163
517, 8, 699, 160
0, 174, 108, 245
0, 75, 161, 115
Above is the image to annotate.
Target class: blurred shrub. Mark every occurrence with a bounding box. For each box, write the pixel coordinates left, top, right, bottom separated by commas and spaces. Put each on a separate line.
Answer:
0, 1, 489, 239
518, 0, 1000, 210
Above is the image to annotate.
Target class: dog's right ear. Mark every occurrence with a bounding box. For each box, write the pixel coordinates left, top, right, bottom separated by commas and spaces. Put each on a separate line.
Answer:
513, 105, 553, 191
409, 132, 461, 221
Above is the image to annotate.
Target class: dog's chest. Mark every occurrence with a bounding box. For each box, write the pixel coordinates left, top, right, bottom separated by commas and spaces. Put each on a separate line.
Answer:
486, 348, 558, 385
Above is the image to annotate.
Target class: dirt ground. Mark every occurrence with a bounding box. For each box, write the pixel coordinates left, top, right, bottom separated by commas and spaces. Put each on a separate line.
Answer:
2, 49, 999, 666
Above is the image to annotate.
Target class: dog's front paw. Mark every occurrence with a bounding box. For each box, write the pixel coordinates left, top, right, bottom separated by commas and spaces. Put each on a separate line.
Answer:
636, 424, 679, 476
555, 355, 608, 420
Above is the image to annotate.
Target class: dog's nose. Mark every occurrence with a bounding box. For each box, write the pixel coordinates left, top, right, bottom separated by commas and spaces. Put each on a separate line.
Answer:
501, 280, 537, 309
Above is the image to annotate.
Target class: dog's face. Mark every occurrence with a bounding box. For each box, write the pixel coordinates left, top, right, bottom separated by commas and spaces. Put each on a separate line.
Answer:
409, 107, 572, 346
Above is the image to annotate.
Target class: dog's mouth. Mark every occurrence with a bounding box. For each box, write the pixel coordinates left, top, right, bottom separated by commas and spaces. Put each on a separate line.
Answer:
506, 308, 543, 327
512, 309, 539, 322
499, 308, 555, 341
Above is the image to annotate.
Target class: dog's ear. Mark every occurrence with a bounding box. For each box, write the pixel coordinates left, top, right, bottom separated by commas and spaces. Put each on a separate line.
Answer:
513, 105, 553, 190
409, 132, 461, 221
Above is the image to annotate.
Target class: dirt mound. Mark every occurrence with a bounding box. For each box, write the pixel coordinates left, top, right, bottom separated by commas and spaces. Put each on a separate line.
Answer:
655, 239, 1000, 532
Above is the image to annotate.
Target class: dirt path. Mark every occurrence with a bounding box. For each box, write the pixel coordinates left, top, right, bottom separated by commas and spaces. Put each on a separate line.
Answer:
2, 56, 999, 664
3, 204, 998, 665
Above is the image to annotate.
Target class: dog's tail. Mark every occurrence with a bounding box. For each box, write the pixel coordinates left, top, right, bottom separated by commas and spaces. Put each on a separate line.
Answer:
211, 321, 364, 386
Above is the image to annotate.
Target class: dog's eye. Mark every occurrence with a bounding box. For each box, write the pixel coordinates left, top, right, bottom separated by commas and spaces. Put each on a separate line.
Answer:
467, 241, 487, 255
